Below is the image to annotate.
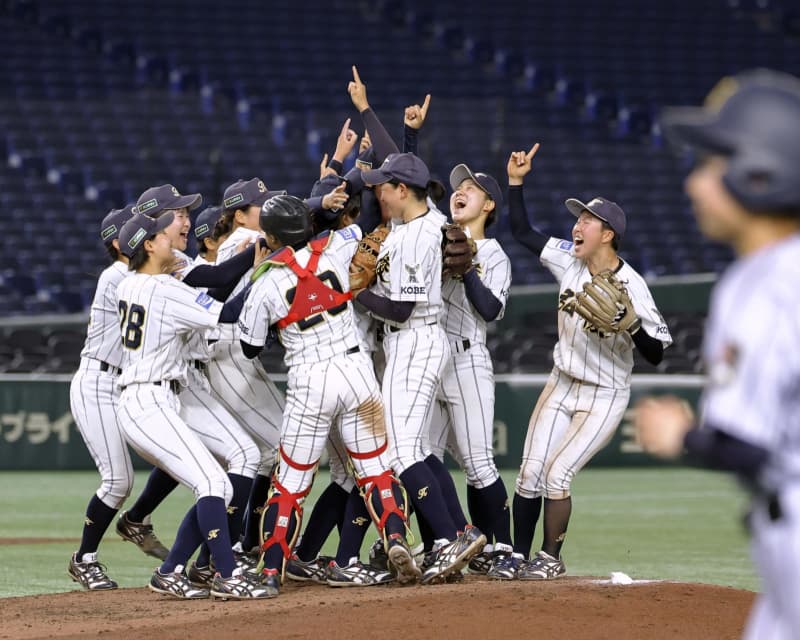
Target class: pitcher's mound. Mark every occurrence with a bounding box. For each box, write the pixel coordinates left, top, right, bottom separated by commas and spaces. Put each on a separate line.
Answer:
3, 575, 753, 640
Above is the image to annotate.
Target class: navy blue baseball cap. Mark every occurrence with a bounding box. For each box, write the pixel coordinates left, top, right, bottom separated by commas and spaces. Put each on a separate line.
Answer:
449, 164, 504, 206
565, 197, 626, 239
136, 184, 202, 217
362, 153, 430, 189
222, 178, 285, 210
194, 205, 222, 241
118, 212, 175, 258
100, 203, 137, 245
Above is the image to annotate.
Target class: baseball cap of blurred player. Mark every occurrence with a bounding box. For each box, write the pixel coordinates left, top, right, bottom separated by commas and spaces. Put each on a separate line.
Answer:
362, 152, 430, 189
223, 178, 284, 210
565, 197, 626, 239
194, 205, 222, 241
449, 164, 504, 206
100, 203, 137, 245
118, 212, 176, 258
136, 184, 202, 217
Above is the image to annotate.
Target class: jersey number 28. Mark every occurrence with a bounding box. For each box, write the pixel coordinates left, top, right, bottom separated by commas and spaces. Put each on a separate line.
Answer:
118, 301, 146, 349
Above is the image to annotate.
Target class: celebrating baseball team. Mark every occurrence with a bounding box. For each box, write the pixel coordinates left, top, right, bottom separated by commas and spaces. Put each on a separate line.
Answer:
63, 60, 800, 635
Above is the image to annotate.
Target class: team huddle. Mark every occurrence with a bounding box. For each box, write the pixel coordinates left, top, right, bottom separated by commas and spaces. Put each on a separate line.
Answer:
67, 67, 672, 600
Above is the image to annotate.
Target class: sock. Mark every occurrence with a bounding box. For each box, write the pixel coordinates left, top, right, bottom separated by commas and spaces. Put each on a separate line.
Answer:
476, 478, 512, 547
226, 473, 253, 546
196, 496, 235, 578
161, 505, 202, 574
196, 542, 211, 569
295, 481, 349, 561
76, 495, 118, 558
126, 467, 178, 523
512, 493, 543, 559
334, 488, 372, 566
541, 497, 572, 558
467, 484, 490, 541
241, 473, 271, 552
399, 461, 457, 541
424, 454, 468, 530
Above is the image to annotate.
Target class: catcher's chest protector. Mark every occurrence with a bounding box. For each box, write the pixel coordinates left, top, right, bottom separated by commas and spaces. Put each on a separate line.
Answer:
270, 234, 352, 329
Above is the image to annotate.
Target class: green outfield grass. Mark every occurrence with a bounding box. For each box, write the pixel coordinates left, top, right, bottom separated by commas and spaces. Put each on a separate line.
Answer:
0, 467, 757, 598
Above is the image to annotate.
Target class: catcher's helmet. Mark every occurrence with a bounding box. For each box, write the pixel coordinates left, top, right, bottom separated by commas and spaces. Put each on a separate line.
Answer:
660, 69, 800, 212
260, 194, 312, 247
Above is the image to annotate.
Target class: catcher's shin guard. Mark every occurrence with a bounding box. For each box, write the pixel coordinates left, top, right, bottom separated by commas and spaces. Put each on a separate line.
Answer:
356, 468, 409, 539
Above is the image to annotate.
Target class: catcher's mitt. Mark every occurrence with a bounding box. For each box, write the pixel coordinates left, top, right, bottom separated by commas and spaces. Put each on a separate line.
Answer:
573, 270, 641, 334
349, 225, 390, 293
441, 223, 476, 279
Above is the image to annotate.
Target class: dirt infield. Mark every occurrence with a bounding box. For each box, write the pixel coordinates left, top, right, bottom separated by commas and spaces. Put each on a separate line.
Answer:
2, 576, 753, 640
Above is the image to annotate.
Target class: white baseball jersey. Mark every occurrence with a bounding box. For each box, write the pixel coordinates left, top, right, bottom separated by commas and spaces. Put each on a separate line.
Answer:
699, 234, 800, 640
541, 237, 672, 388
238, 227, 362, 367
193, 254, 213, 267
116, 274, 223, 389
214, 227, 261, 340
168, 249, 198, 281
370, 207, 447, 329
441, 238, 511, 344
71, 260, 135, 510
80, 261, 129, 368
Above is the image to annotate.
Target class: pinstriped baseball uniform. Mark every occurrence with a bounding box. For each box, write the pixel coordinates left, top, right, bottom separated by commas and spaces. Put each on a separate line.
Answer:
175, 253, 261, 479
516, 237, 672, 499
115, 274, 232, 503
69, 261, 134, 509
370, 207, 452, 474
430, 238, 511, 488
207, 226, 284, 475
238, 227, 390, 497
699, 235, 800, 640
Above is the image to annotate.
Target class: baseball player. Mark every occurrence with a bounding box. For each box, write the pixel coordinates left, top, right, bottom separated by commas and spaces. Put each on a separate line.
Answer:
114, 207, 272, 600
426, 164, 515, 577
238, 195, 422, 593
357, 152, 487, 582
503, 145, 672, 580
207, 177, 288, 555
193, 205, 224, 265
635, 69, 800, 640
67, 204, 176, 590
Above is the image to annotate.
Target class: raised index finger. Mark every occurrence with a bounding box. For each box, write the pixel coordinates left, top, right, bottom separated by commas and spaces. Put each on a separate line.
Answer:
527, 143, 541, 160
340, 118, 352, 137
420, 94, 431, 116
352, 65, 362, 84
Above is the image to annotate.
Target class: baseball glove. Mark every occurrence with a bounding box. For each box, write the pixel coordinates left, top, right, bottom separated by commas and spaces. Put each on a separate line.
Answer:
349, 225, 390, 294
573, 270, 642, 334
441, 224, 476, 279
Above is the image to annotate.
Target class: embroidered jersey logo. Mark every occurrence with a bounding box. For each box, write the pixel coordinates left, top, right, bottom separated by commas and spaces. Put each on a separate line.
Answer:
336, 226, 358, 241
404, 263, 420, 283
558, 289, 576, 314
401, 285, 426, 294
352, 516, 369, 527
237, 320, 250, 335
195, 292, 215, 310
558, 239, 574, 251
417, 486, 429, 500
376, 254, 390, 282
207, 528, 220, 540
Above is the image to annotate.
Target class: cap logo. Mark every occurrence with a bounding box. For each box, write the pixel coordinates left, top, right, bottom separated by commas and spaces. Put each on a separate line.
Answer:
128, 227, 147, 249
588, 198, 605, 207
138, 198, 158, 214
195, 223, 209, 238
101, 225, 117, 240
224, 193, 244, 208
171, 186, 180, 197
257, 180, 266, 193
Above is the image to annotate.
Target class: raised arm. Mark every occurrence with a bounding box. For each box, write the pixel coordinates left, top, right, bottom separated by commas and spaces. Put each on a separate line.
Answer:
403, 93, 430, 155
348, 65, 400, 163
507, 143, 549, 254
